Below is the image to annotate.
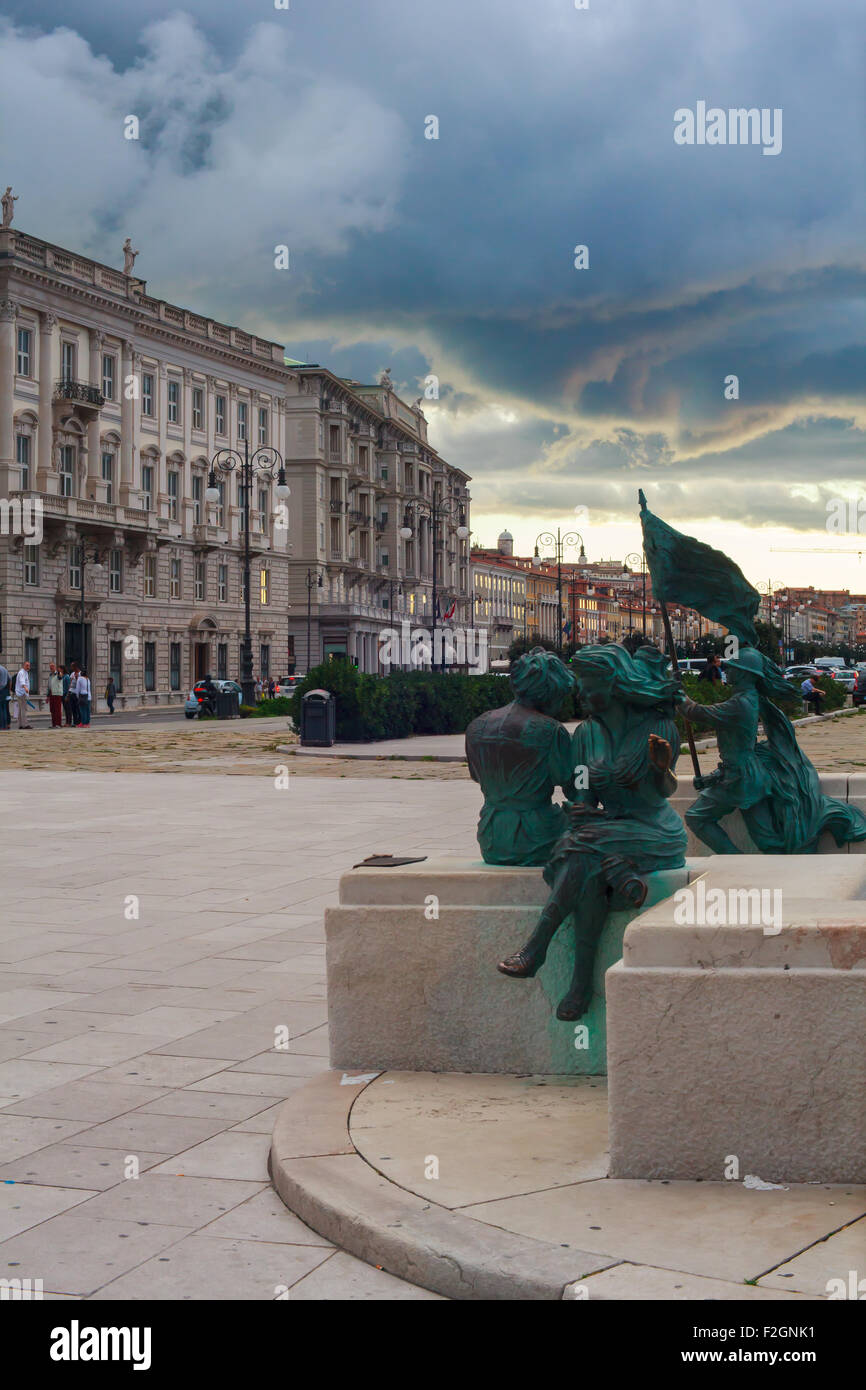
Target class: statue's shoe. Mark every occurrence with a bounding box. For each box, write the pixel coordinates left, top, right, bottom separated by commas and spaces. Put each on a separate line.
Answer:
497, 950, 541, 979
556, 988, 592, 1022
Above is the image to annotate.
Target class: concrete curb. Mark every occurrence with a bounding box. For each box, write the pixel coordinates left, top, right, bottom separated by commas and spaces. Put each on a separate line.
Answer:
268, 1070, 612, 1300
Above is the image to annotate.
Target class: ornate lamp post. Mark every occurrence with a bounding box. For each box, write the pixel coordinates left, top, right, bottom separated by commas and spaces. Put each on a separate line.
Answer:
533, 528, 585, 654
77, 544, 103, 676
206, 441, 289, 706
624, 552, 646, 637
400, 492, 469, 670
305, 567, 324, 672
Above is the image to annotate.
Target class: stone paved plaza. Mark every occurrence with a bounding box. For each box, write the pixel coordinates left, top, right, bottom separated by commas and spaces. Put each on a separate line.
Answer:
0, 769, 477, 1299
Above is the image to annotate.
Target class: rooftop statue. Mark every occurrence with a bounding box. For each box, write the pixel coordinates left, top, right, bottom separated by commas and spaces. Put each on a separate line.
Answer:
2, 186, 17, 228
497, 643, 687, 1022
122, 237, 139, 275
465, 647, 576, 866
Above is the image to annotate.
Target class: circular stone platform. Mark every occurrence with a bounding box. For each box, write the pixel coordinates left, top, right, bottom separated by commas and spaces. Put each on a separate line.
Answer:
269, 1070, 864, 1300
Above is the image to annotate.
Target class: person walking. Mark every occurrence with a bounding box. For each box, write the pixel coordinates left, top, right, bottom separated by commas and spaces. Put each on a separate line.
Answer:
14, 661, 32, 729
67, 664, 81, 727
76, 668, 92, 726
268, 677, 276, 699
254, 677, 263, 704
0, 659, 9, 730
47, 663, 64, 727
105, 676, 116, 714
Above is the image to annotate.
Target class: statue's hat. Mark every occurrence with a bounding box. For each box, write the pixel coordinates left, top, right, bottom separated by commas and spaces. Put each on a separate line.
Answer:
723, 646, 764, 676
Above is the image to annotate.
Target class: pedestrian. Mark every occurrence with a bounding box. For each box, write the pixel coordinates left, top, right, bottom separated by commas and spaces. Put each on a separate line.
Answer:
698, 653, 723, 683
67, 664, 81, 727
268, 677, 276, 699
801, 675, 825, 716
0, 659, 9, 730
254, 677, 263, 703
47, 662, 64, 727
61, 666, 74, 725
14, 660, 32, 729
76, 667, 92, 726
105, 676, 116, 714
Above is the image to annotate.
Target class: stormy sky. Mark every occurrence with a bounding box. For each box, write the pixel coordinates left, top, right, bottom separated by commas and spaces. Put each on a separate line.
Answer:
1, 0, 864, 588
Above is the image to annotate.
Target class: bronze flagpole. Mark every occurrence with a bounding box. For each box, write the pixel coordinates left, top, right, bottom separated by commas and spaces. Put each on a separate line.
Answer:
659, 597, 701, 777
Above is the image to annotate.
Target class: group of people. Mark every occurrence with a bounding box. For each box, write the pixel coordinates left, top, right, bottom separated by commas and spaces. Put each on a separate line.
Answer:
253, 677, 280, 701
0, 660, 96, 730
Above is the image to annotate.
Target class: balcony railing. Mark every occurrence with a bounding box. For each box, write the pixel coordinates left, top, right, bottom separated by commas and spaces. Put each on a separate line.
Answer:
329, 499, 347, 513
54, 379, 105, 408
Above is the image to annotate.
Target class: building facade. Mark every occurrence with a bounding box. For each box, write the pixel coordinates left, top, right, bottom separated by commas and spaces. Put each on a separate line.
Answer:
0, 224, 471, 704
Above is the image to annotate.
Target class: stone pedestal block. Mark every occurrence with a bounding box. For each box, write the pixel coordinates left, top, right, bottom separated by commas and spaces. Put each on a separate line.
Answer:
607, 855, 866, 1183
326, 858, 689, 1076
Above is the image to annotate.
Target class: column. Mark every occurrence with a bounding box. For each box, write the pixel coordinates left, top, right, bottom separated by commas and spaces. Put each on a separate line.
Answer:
0, 299, 17, 493
37, 310, 57, 490
120, 340, 135, 503
87, 327, 105, 497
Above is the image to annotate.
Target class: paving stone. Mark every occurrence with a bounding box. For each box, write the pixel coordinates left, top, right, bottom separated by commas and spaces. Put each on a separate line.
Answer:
151, 1131, 271, 1181
0, 1142, 169, 1189
0, 1182, 97, 1242
69, 1173, 267, 1227
202, 1188, 335, 1245
0, 1113, 90, 1163
288, 1250, 445, 1300
73, 1112, 232, 1153
0, 1080, 169, 1123
89, 1233, 332, 1300
0, 1212, 188, 1296
758, 1217, 866, 1296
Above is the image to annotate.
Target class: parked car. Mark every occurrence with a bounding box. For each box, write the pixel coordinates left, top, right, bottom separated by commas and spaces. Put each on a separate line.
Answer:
832, 668, 858, 692
853, 667, 866, 706
184, 679, 243, 718
785, 664, 822, 681
276, 675, 305, 695
813, 656, 848, 671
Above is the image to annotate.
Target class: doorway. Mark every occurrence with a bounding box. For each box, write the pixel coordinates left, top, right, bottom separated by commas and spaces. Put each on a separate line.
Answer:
194, 642, 209, 681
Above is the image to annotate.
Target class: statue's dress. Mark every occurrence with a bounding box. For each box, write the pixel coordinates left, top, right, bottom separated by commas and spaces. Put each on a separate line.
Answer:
545, 708, 687, 896
466, 703, 575, 866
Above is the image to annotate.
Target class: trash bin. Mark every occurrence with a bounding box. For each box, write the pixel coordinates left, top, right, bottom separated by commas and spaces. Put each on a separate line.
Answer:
301, 688, 336, 746
215, 689, 237, 720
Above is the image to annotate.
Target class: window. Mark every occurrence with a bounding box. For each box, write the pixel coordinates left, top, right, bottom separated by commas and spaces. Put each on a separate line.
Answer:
102, 354, 115, 401
144, 641, 156, 691
258, 487, 269, 533
260, 568, 270, 605
109, 640, 122, 693
16, 327, 32, 376
168, 379, 180, 424
214, 479, 225, 527
359, 445, 368, 473
24, 544, 39, 586
109, 549, 123, 593
170, 557, 180, 599
192, 387, 204, 430
192, 474, 203, 525
381, 465, 389, 482
260, 644, 270, 681
258, 407, 269, 445
195, 559, 205, 602
16, 434, 30, 490
170, 642, 181, 691
238, 481, 247, 531
142, 373, 154, 417
318, 419, 324, 450
167, 470, 179, 520
240, 570, 247, 603
144, 554, 156, 597
68, 543, 82, 590
237, 401, 248, 440
380, 551, 390, 568
61, 341, 76, 382
329, 424, 340, 459
218, 564, 227, 602
319, 521, 325, 549
60, 446, 75, 498
141, 464, 154, 511
101, 452, 114, 504
23, 637, 39, 693
217, 643, 227, 680
215, 394, 226, 434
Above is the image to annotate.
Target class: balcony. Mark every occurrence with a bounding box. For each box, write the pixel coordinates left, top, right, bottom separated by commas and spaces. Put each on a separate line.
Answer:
329, 499, 348, 513
54, 379, 104, 414
192, 523, 228, 552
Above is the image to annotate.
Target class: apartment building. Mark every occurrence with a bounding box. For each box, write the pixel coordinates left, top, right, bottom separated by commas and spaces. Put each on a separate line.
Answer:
0, 220, 471, 702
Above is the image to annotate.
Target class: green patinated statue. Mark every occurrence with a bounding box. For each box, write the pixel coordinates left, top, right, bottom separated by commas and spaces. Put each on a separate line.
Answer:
498, 643, 688, 1022
465, 648, 576, 866
682, 646, 866, 854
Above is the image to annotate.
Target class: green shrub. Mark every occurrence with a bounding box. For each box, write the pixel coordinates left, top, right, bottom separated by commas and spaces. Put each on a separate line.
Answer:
288, 663, 514, 741
251, 696, 294, 716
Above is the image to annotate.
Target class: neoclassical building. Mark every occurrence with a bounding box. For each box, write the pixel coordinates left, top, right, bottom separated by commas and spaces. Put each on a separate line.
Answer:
0, 220, 471, 705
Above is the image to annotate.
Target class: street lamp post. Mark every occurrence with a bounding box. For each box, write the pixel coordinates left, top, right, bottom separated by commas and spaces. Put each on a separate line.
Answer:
206, 439, 290, 707
306, 567, 323, 672
77, 544, 103, 677
533, 529, 586, 654
624, 552, 646, 637
400, 491, 469, 671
